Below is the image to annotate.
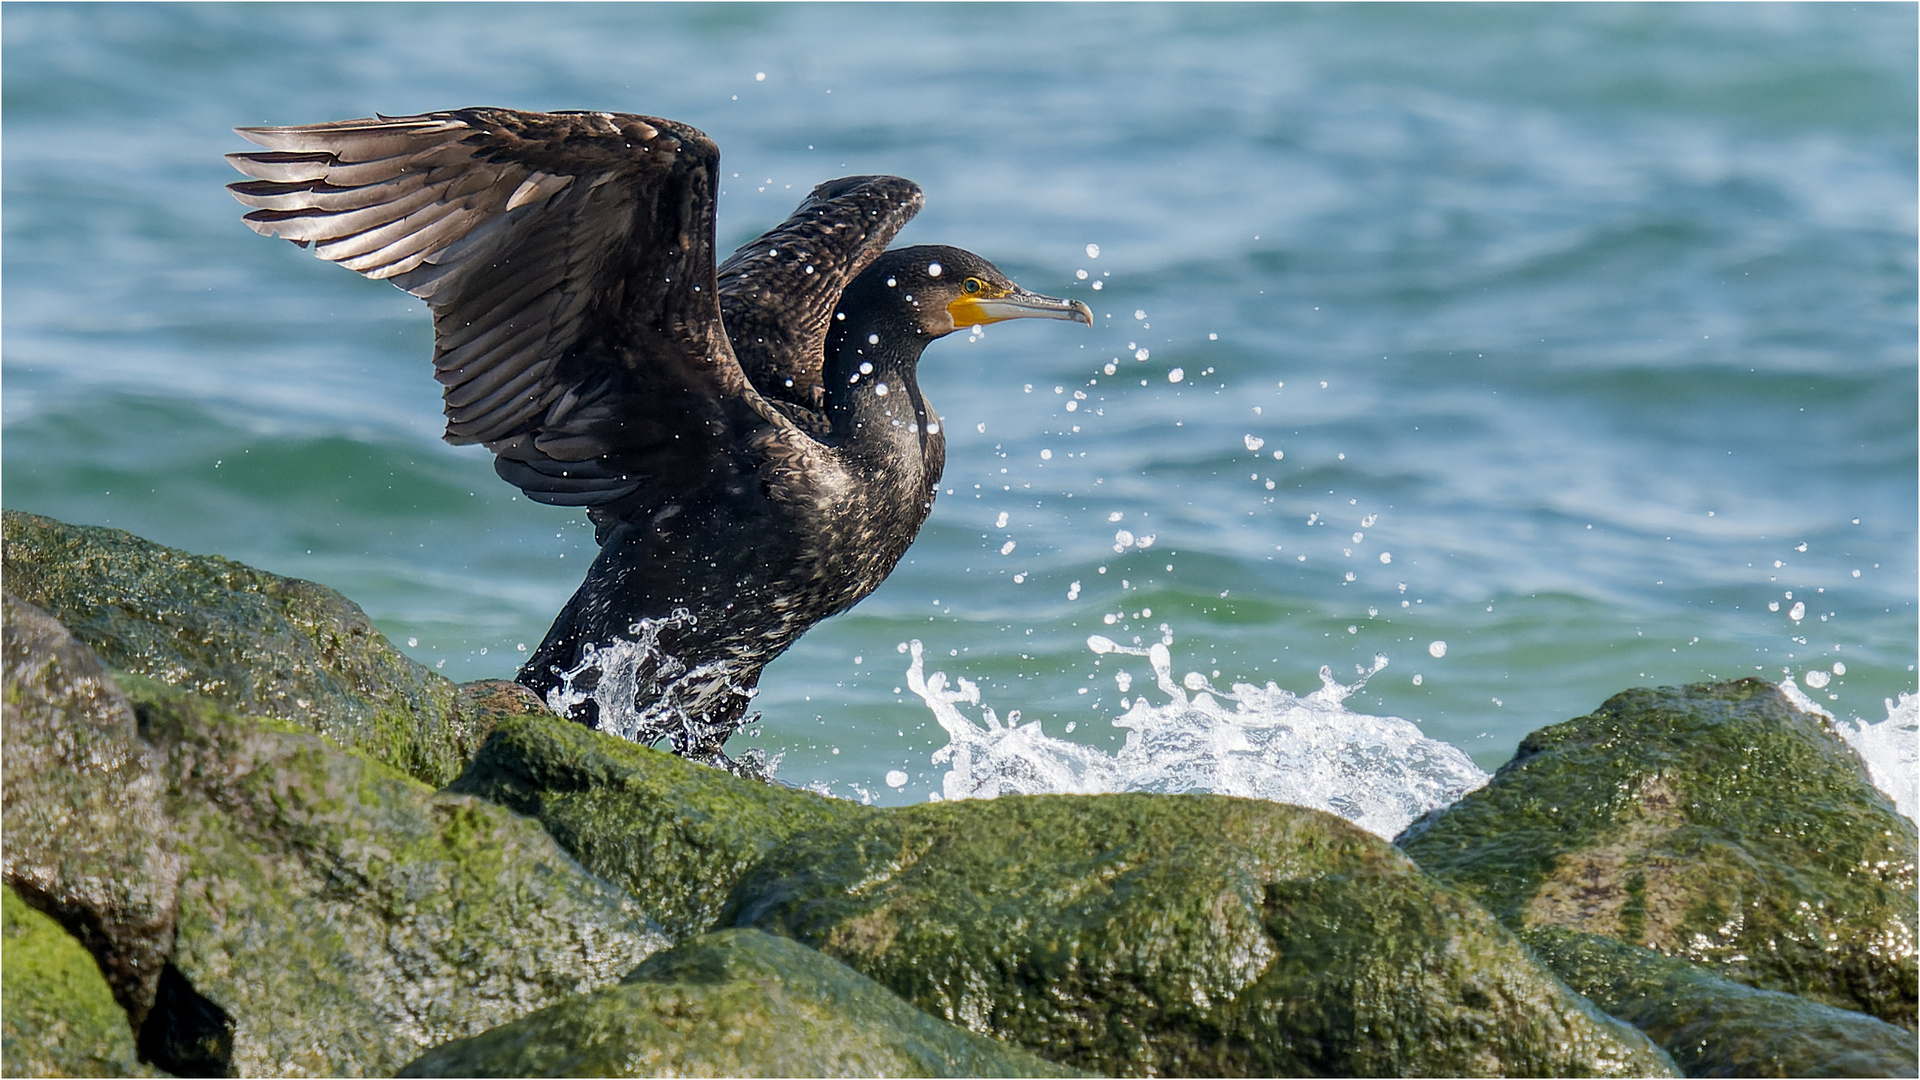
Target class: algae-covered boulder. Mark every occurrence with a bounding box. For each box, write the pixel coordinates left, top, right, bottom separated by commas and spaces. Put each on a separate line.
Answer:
447, 712, 871, 940
2, 594, 185, 1028
725, 791, 1675, 1078
133, 679, 670, 1077
1399, 679, 1917, 1030
2, 885, 155, 1078
400, 928, 1077, 1078
3, 586, 673, 1077
1, 509, 483, 786
1522, 925, 1918, 1078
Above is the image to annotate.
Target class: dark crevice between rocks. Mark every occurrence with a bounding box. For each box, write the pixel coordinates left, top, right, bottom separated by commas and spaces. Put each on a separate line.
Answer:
7, 876, 164, 1032
137, 962, 235, 1078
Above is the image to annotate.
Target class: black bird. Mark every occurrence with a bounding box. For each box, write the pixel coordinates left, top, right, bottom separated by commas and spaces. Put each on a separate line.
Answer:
226, 108, 1091, 768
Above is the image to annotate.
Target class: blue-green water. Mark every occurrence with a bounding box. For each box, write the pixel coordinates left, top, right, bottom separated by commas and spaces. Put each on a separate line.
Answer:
5, 3, 1915, 804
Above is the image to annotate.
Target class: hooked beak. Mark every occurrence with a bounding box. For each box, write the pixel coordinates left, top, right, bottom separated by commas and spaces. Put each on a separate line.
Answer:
949, 287, 1094, 329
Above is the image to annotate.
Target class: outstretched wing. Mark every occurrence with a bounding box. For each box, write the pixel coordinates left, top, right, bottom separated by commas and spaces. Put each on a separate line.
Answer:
227, 107, 764, 511
716, 175, 923, 411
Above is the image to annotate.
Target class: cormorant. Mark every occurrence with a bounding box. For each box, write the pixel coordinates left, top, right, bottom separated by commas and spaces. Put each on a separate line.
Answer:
226, 108, 1091, 768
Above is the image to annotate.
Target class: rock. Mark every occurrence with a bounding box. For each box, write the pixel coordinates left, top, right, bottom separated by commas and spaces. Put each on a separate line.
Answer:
399, 928, 1078, 1078
2, 509, 485, 786
126, 678, 671, 1077
1522, 925, 1918, 1078
2, 593, 184, 1028
2, 885, 155, 1078
1399, 679, 1917, 1030
455, 678, 549, 735
4, 584, 673, 1077
725, 791, 1676, 1077
446, 712, 869, 941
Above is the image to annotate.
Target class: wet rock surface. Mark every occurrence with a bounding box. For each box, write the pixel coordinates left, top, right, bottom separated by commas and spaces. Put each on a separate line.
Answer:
447, 711, 871, 941
2, 885, 155, 1078
9, 513, 1908, 1079
726, 790, 1675, 1077
1399, 679, 1918, 1031
137, 679, 669, 1077
2, 509, 482, 786
400, 928, 1077, 1078
2, 586, 668, 1077
1523, 925, 1918, 1078
2, 595, 185, 1029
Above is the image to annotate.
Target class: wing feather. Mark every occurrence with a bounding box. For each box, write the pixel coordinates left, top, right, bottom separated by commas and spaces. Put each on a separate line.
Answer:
228, 107, 775, 510
716, 175, 923, 411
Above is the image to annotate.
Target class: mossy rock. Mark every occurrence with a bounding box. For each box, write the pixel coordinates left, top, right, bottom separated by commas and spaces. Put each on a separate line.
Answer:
447, 712, 871, 941
1, 509, 482, 786
724, 792, 1676, 1078
1398, 679, 1917, 1030
128, 680, 670, 1077
2, 594, 184, 1028
1523, 925, 1917, 1078
2, 886, 155, 1078
400, 928, 1078, 1078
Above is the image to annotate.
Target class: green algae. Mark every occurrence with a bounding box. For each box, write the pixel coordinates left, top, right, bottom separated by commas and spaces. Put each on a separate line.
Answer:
446, 712, 871, 941
1399, 679, 1917, 1029
1, 886, 155, 1078
124, 681, 670, 1077
727, 791, 1676, 1077
400, 929, 1078, 1078
2, 509, 480, 786
1523, 925, 1918, 1078
2, 596, 185, 1028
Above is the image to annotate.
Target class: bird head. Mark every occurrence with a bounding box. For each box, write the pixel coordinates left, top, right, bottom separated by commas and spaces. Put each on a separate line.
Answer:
850, 245, 1093, 341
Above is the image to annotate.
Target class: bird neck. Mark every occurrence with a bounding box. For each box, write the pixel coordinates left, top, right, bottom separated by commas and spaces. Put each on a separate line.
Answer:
821, 307, 937, 450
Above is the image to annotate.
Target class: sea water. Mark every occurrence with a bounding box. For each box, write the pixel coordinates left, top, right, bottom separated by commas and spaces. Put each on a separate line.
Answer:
4, 5, 1914, 809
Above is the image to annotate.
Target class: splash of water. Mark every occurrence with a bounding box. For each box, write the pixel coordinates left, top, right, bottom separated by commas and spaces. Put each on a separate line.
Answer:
543, 608, 757, 756
1782, 677, 1917, 822
907, 633, 1489, 839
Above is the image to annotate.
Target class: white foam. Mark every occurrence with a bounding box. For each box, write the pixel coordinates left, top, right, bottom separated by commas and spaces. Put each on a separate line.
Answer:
1773, 678, 1913, 822
908, 634, 1489, 839
543, 608, 754, 751
1839, 691, 1917, 822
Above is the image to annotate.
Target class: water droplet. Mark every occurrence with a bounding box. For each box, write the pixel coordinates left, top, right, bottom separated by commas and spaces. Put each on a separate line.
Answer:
1167, 367, 1184, 383
1428, 641, 1448, 659
1245, 435, 1266, 451
1085, 243, 1100, 259
1805, 670, 1831, 689
885, 769, 908, 788
927, 261, 943, 277
1789, 601, 1806, 621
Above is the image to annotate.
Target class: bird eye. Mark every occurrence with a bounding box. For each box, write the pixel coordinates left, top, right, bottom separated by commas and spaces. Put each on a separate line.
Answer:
963, 277, 983, 295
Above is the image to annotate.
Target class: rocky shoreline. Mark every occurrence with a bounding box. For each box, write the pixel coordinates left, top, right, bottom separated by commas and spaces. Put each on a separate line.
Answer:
4, 509, 1914, 1078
